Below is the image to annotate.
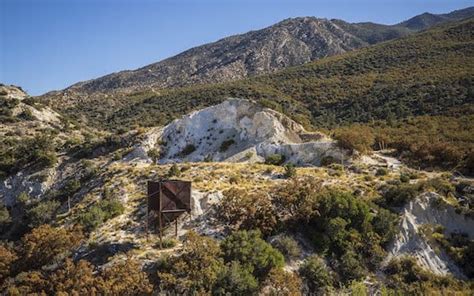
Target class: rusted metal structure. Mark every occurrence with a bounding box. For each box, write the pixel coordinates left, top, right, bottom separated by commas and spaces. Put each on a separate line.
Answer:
147, 180, 192, 248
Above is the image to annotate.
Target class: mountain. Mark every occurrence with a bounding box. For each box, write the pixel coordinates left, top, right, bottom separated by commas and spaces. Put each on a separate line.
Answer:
57, 18, 472, 131
2, 10, 474, 294
47, 17, 371, 96
398, 6, 474, 30
41, 7, 473, 100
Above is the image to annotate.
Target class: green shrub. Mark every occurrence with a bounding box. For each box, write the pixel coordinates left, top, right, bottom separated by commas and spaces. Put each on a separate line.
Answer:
275, 186, 394, 283
112, 151, 122, 161
99, 199, 125, 219
0, 204, 11, 226
320, 156, 338, 166
78, 199, 124, 231
371, 207, 399, 246
380, 183, 419, 208
265, 154, 286, 166
299, 255, 332, 291
217, 189, 278, 235
384, 257, 433, 290
399, 173, 410, 183
27, 200, 60, 228
338, 250, 367, 282
375, 168, 388, 176
155, 238, 178, 249
60, 179, 81, 198
213, 261, 258, 295
421, 177, 455, 197
35, 150, 58, 168
221, 230, 284, 280
283, 163, 296, 178
158, 231, 224, 294
426, 227, 474, 279
271, 235, 301, 260
228, 175, 240, 184
18, 109, 35, 121
219, 140, 235, 152
80, 161, 99, 181
78, 206, 106, 231
263, 268, 302, 295
245, 151, 254, 159
180, 144, 196, 156
384, 256, 471, 294
348, 280, 368, 295
147, 148, 160, 163
167, 164, 181, 178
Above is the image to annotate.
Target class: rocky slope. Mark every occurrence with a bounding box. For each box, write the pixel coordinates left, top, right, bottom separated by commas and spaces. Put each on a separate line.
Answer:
0, 84, 61, 126
2, 90, 473, 293
40, 7, 473, 103
126, 98, 345, 166
387, 192, 474, 278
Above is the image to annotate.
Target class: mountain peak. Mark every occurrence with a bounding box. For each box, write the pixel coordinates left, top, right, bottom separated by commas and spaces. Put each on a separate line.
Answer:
39, 7, 474, 102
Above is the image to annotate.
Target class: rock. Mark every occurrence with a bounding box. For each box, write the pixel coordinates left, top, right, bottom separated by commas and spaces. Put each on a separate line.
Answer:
386, 192, 474, 278
127, 98, 347, 166
0, 166, 57, 207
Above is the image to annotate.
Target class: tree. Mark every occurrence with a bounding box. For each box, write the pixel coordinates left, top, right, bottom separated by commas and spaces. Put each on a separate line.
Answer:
334, 125, 375, 154
147, 148, 160, 164
20, 225, 83, 270
97, 257, 153, 295
221, 230, 284, 280
217, 189, 278, 235
48, 259, 99, 295
26, 199, 60, 228
271, 177, 323, 221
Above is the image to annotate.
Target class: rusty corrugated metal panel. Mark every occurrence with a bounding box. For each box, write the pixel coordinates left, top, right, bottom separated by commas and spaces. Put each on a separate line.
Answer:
147, 180, 191, 223
160, 180, 191, 212
147, 181, 161, 211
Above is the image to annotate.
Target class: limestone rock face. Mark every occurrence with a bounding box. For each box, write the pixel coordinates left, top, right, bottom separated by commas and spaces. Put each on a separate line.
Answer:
387, 192, 474, 278
0, 166, 57, 207
131, 98, 345, 166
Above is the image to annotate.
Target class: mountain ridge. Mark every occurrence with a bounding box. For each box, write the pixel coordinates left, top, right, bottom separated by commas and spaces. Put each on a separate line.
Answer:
40, 6, 473, 99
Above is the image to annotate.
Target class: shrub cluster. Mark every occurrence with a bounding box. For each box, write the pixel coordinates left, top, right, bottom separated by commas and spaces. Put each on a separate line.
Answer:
158, 230, 290, 295
78, 199, 124, 231
0, 134, 58, 178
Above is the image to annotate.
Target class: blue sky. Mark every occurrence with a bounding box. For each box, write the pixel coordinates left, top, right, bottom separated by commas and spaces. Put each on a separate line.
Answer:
1, 0, 472, 95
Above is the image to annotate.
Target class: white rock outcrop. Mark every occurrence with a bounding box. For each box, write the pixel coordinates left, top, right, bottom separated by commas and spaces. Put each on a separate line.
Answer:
0, 166, 57, 207
387, 192, 474, 278
129, 98, 345, 166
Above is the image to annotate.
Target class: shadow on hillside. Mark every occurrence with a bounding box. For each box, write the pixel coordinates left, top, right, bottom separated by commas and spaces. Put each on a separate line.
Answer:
76, 241, 137, 266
